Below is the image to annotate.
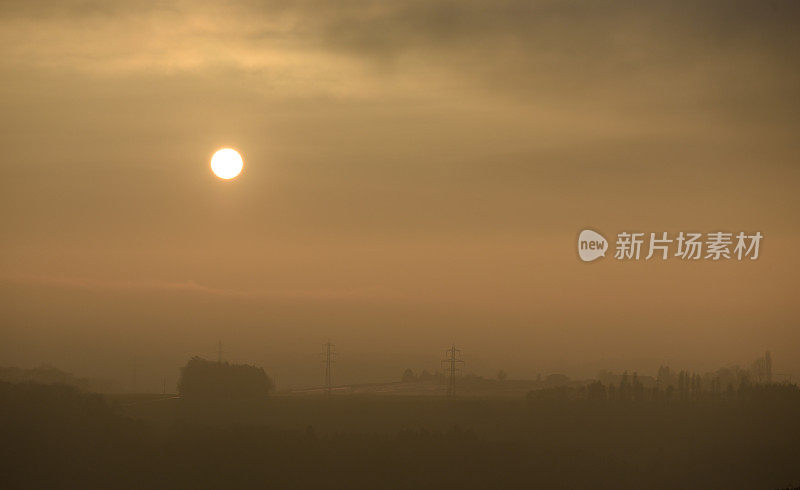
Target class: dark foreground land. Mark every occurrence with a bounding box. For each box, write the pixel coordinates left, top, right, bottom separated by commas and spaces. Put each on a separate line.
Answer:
1, 382, 799, 489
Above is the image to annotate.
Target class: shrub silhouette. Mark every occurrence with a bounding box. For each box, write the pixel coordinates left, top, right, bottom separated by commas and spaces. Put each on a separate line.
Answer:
177, 357, 274, 400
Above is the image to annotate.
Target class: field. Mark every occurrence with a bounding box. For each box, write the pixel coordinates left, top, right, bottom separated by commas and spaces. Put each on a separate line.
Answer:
3, 383, 799, 488
104, 389, 800, 489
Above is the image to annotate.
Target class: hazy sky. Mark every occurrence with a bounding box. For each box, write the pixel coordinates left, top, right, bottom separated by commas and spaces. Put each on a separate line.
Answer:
2, 0, 799, 389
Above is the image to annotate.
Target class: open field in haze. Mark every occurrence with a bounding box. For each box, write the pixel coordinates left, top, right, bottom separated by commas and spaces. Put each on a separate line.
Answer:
96, 389, 800, 489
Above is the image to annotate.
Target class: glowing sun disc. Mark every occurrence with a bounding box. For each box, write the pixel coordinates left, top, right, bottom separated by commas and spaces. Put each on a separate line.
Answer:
210, 148, 244, 179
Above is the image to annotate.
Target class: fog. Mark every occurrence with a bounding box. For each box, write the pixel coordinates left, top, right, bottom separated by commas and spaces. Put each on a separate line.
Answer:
1, 0, 798, 390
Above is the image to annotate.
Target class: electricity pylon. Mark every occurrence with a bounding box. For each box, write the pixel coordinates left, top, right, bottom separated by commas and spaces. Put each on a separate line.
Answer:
441, 343, 464, 397
322, 341, 336, 397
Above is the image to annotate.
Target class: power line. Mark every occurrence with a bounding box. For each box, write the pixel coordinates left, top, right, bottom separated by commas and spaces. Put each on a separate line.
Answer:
441, 343, 464, 397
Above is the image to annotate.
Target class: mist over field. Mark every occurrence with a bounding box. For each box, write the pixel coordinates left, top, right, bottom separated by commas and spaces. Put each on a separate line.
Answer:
1, 1, 799, 488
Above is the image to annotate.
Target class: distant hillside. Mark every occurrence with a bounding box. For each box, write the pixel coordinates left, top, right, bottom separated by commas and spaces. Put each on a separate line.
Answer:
0, 365, 85, 388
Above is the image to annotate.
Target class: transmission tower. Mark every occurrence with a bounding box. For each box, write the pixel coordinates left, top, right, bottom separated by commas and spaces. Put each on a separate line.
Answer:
441, 343, 464, 397
217, 341, 223, 364
322, 341, 336, 397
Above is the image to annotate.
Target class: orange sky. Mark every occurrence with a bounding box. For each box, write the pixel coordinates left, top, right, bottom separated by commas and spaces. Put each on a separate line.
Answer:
1, 0, 799, 389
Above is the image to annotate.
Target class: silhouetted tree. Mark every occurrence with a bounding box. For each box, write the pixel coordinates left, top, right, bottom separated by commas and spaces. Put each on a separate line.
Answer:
632, 372, 644, 401
586, 381, 606, 401
619, 371, 631, 401
177, 357, 273, 401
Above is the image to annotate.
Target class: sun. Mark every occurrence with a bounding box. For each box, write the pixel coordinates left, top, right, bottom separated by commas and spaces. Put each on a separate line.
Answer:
210, 148, 244, 180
